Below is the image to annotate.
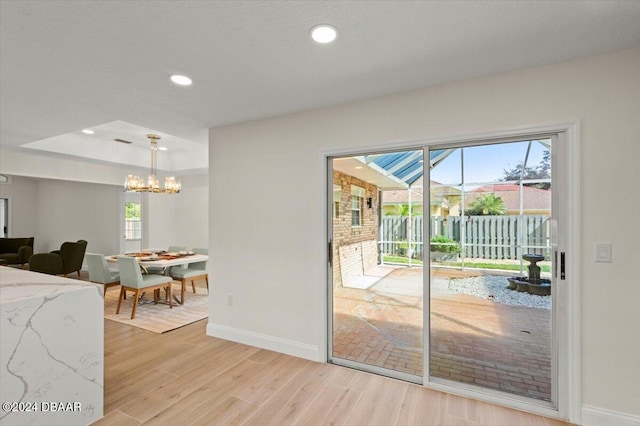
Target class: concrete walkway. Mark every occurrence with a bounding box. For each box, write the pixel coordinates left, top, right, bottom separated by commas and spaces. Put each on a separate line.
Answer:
333, 266, 552, 401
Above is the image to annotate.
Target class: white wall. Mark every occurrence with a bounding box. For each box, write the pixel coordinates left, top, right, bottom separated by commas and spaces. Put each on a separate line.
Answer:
144, 174, 208, 251
35, 180, 121, 255
174, 174, 209, 250
0, 149, 144, 186
0, 153, 208, 254
208, 47, 640, 419
145, 192, 177, 250
0, 176, 38, 239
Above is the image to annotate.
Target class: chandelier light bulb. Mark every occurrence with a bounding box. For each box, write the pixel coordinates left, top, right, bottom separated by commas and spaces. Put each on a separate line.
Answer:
123, 135, 182, 194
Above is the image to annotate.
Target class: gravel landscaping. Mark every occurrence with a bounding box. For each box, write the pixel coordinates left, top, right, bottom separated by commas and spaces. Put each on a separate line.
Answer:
448, 275, 551, 309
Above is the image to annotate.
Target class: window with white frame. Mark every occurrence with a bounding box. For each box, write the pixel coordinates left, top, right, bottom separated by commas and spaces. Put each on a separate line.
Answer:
351, 185, 365, 227
124, 202, 142, 240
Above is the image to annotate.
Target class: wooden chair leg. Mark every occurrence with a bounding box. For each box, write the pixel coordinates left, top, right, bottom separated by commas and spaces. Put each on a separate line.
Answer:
153, 289, 159, 304
131, 289, 141, 319
116, 287, 125, 314
181, 279, 186, 305
168, 284, 173, 309
191, 279, 196, 293
205, 276, 209, 293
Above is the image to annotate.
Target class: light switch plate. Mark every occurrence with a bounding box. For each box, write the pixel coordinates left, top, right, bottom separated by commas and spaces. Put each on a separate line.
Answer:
595, 243, 612, 263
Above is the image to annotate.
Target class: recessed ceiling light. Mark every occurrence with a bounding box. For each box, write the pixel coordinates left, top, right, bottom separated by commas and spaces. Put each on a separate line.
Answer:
158, 147, 168, 151
310, 24, 337, 44
82, 129, 95, 135
355, 166, 363, 169
170, 74, 193, 86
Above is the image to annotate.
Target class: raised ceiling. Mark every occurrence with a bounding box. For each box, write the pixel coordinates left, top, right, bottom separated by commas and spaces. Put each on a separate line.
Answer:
1, 1, 639, 171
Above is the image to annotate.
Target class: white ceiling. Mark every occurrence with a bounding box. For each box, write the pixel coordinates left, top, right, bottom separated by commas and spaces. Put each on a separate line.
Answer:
1, 1, 640, 172
21, 120, 208, 172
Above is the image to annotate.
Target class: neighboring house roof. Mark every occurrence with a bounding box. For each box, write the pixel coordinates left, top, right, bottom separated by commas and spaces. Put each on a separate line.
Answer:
464, 184, 550, 211
382, 177, 460, 205
382, 182, 550, 212
382, 188, 425, 205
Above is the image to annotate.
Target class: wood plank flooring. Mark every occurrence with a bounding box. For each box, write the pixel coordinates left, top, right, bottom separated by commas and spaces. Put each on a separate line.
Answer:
95, 319, 570, 426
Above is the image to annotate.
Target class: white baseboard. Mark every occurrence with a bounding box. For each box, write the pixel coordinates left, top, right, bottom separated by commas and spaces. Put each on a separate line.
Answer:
206, 322, 321, 362
582, 405, 640, 426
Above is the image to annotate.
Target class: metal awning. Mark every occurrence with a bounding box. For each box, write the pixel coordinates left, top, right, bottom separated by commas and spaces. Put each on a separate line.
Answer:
362, 149, 454, 188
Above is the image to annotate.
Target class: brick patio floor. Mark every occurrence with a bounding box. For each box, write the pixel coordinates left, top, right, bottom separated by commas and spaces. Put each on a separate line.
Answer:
332, 266, 552, 401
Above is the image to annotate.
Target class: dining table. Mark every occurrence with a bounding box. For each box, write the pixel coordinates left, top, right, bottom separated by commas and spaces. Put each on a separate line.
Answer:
106, 251, 208, 304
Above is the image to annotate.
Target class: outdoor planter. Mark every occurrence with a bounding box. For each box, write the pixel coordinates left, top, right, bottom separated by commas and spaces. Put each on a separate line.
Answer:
429, 236, 461, 262
430, 251, 459, 262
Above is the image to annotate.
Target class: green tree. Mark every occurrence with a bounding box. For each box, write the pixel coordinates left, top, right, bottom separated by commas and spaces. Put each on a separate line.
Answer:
466, 194, 506, 215
500, 149, 550, 189
386, 204, 422, 216
125, 202, 141, 219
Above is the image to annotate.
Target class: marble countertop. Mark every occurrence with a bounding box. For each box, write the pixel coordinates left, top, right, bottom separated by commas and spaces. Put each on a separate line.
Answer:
0, 266, 104, 425
0, 266, 102, 304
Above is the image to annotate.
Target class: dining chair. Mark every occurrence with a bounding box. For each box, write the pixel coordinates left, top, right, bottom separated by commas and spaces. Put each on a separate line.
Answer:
167, 245, 187, 253
86, 253, 122, 299
116, 256, 173, 319
169, 248, 208, 305
146, 245, 188, 275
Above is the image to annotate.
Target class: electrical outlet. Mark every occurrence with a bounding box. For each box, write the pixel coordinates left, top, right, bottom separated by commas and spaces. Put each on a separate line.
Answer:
227, 293, 233, 306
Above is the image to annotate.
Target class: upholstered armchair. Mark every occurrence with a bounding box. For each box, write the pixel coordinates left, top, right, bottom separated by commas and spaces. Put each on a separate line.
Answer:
0, 237, 34, 268
29, 240, 88, 277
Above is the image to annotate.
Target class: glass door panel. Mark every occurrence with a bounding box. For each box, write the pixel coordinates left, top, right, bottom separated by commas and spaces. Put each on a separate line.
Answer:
429, 139, 554, 403
329, 149, 424, 382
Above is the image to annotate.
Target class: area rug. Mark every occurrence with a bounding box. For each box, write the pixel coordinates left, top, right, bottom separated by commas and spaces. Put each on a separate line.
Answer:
103, 282, 209, 333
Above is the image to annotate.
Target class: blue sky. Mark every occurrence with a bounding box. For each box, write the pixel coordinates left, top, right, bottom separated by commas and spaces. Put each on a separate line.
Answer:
430, 140, 550, 185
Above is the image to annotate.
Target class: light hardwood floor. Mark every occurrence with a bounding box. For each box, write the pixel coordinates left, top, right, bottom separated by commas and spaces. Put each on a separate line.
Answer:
95, 318, 570, 426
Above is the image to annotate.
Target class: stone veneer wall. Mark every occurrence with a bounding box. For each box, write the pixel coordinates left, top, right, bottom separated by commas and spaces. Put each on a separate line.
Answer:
332, 170, 379, 288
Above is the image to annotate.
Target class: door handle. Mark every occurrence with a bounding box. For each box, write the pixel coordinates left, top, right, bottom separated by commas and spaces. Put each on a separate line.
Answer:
560, 251, 566, 280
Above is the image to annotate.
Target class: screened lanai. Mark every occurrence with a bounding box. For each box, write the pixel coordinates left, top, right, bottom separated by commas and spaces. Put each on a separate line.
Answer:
367, 139, 552, 273
330, 138, 554, 402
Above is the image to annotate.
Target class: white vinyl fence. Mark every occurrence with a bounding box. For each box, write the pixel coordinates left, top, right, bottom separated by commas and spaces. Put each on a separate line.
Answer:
381, 215, 550, 260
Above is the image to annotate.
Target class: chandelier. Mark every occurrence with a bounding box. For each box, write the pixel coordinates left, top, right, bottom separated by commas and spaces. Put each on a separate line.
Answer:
124, 134, 182, 194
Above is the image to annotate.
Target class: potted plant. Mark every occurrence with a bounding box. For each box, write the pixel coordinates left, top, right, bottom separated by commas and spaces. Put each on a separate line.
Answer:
429, 236, 461, 262
396, 239, 408, 256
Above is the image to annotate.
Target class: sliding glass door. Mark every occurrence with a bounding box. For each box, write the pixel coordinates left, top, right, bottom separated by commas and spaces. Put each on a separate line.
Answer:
328, 149, 424, 382
427, 139, 555, 405
327, 133, 566, 412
